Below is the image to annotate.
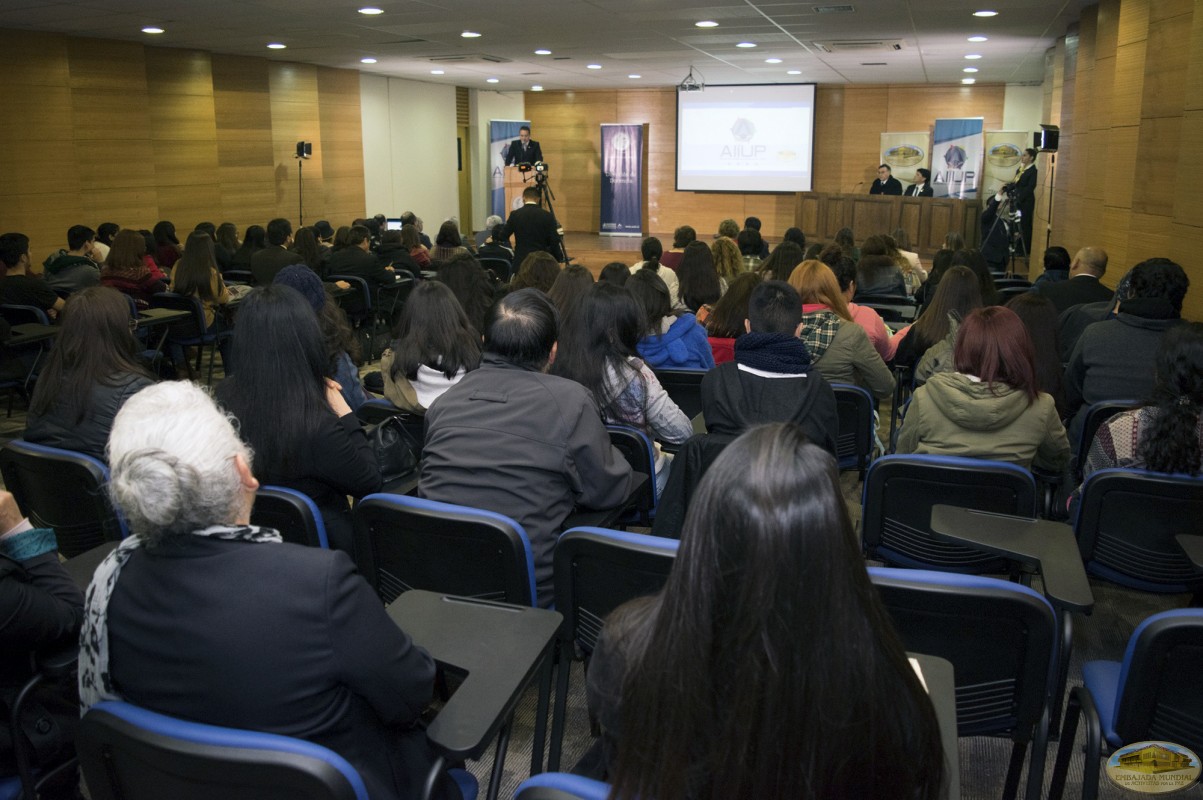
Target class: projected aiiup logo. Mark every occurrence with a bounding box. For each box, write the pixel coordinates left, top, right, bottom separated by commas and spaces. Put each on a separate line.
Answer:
723, 118, 765, 158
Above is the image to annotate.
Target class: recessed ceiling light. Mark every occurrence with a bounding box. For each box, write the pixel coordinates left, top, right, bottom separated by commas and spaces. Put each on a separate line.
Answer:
486, 77, 499, 83
587, 63, 602, 69
736, 42, 757, 48
628, 74, 641, 79
968, 36, 988, 42
695, 20, 719, 28
973, 10, 998, 17
963, 67, 979, 73
141, 26, 164, 34
430, 69, 444, 75
962, 78, 976, 84
534, 49, 551, 55
765, 58, 783, 64
461, 31, 481, 38
360, 57, 377, 64
531, 85, 544, 91
267, 43, 286, 49
358, 7, 384, 14
787, 70, 802, 75
965, 54, 982, 59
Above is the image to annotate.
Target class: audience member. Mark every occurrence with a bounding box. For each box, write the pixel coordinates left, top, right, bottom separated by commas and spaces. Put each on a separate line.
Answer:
400, 211, 433, 249
291, 226, 329, 276
736, 229, 763, 270
228, 224, 265, 272
477, 224, 515, 279
381, 280, 481, 414
677, 241, 724, 318
170, 231, 232, 372
914, 248, 954, 310
83, 380, 454, 800
781, 226, 806, 250
25, 287, 154, 461
553, 283, 691, 495
42, 224, 101, 294
400, 224, 430, 270
1033, 246, 1071, 287
216, 285, 380, 553
660, 225, 695, 270
0, 232, 66, 319
216, 222, 240, 257
96, 221, 120, 255
628, 268, 715, 371
548, 263, 595, 319
831, 256, 896, 361
710, 236, 743, 285
475, 214, 504, 248
788, 260, 893, 399
951, 248, 999, 305
704, 272, 762, 364
629, 237, 680, 306
326, 224, 396, 292
716, 218, 739, 240
151, 220, 182, 270
755, 241, 803, 282
944, 231, 965, 252
250, 218, 301, 285
890, 228, 926, 292
585, 424, 944, 798
1058, 267, 1134, 362
430, 220, 470, 264
1006, 292, 1067, 417
1065, 257, 1190, 444
701, 282, 836, 455
196, 222, 232, 272
420, 289, 635, 607
742, 216, 771, 259
502, 186, 562, 267
509, 251, 560, 293
892, 266, 982, 370
434, 254, 497, 335
1035, 246, 1110, 312
854, 253, 907, 299
0, 489, 83, 797
313, 220, 335, 248
833, 226, 858, 261
896, 306, 1070, 471
274, 265, 367, 411
598, 262, 630, 287
100, 229, 168, 310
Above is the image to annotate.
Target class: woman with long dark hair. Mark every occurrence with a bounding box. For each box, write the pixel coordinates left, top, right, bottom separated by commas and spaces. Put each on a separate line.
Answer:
704, 271, 762, 364
401, 224, 430, 270
676, 241, 724, 317
1077, 323, 1203, 489
215, 285, 381, 552
553, 283, 691, 494
951, 248, 999, 305
1006, 292, 1067, 417
25, 287, 154, 461
100, 229, 168, 310
151, 220, 181, 270
893, 265, 983, 369
548, 263, 595, 319
755, 240, 803, 281
629, 237, 679, 306
627, 268, 714, 371
290, 226, 327, 275
381, 281, 482, 414
430, 220, 470, 265
914, 248, 955, 310
434, 254, 497, 335
216, 222, 240, 257
896, 306, 1069, 470
229, 224, 265, 272
586, 423, 945, 799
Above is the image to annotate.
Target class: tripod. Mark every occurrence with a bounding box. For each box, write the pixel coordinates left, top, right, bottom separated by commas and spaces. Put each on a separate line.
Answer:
983, 192, 1028, 277
532, 174, 571, 265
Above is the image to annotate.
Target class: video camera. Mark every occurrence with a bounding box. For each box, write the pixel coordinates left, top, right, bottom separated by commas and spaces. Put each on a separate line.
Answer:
518, 161, 550, 183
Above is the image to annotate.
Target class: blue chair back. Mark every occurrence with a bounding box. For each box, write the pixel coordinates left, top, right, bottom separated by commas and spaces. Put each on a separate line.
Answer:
869, 567, 1059, 800
514, 773, 610, 800
0, 304, 50, 326
862, 454, 1037, 572
1074, 468, 1203, 593
605, 425, 657, 521
150, 292, 209, 343
0, 440, 127, 558
1113, 609, 1203, 751
252, 486, 329, 549
222, 269, 254, 285
831, 383, 875, 477
651, 368, 706, 419
352, 494, 536, 606
78, 701, 369, 800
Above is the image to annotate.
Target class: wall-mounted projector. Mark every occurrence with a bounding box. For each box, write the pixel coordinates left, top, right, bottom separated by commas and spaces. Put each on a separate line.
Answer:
678, 66, 704, 92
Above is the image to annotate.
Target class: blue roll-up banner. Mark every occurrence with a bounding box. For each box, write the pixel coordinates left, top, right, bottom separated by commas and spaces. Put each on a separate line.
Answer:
600, 124, 643, 236
490, 119, 530, 218
932, 118, 984, 199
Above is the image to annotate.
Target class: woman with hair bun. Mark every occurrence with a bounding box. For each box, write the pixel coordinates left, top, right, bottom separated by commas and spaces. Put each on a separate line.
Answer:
586, 423, 945, 799
896, 305, 1070, 471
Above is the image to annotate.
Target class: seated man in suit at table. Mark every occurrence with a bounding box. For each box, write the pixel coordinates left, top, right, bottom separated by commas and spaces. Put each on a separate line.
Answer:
420, 289, 635, 607
250, 218, 303, 285
869, 164, 903, 195
701, 280, 838, 457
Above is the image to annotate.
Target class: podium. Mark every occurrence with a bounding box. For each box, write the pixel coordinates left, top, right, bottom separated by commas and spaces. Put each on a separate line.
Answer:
503, 166, 530, 215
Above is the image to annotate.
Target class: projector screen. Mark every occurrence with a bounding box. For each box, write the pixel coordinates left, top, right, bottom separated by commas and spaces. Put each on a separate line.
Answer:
676, 83, 816, 192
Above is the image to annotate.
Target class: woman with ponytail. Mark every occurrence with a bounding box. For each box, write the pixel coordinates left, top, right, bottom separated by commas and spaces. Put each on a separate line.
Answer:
630, 236, 680, 307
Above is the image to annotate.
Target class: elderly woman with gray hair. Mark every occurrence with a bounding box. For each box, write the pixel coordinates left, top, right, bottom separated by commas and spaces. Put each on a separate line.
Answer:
78, 381, 464, 800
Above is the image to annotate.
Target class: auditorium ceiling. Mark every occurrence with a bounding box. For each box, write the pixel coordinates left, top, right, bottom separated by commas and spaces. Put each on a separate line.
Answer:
0, 0, 1092, 89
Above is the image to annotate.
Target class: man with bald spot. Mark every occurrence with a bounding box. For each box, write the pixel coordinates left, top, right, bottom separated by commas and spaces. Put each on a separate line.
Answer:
1035, 246, 1111, 313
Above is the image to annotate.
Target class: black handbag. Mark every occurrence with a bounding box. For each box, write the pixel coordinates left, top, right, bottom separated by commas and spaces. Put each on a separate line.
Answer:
365, 416, 419, 483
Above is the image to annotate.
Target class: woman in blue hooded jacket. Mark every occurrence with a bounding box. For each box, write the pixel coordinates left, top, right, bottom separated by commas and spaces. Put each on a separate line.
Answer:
628, 267, 715, 371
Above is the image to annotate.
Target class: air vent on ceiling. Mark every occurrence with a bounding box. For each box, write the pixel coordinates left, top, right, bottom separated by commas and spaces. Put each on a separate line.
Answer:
813, 39, 903, 53
861, 62, 887, 66
428, 53, 512, 64
814, 4, 855, 12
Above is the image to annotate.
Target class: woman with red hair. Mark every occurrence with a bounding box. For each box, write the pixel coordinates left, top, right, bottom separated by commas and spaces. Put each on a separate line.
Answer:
895, 306, 1069, 470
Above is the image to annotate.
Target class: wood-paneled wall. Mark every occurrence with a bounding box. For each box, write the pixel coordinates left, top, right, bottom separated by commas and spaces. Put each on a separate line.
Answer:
0, 29, 365, 261
526, 85, 1005, 239
1043, 0, 1202, 320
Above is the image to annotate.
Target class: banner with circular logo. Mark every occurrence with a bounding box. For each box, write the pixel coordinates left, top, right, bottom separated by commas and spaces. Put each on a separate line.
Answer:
1105, 741, 1201, 794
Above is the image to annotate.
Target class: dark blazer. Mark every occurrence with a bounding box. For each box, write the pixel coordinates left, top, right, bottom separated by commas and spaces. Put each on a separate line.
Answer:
869, 177, 903, 195
504, 138, 543, 166
25, 373, 154, 462
107, 537, 443, 800
1037, 274, 1114, 314
502, 202, 561, 268
250, 246, 304, 285
904, 183, 933, 197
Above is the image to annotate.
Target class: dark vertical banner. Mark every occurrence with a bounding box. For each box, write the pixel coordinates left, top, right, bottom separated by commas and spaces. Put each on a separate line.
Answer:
600, 124, 643, 235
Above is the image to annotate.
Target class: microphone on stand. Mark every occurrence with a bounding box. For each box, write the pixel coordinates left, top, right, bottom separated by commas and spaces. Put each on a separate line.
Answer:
849, 180, 865, 194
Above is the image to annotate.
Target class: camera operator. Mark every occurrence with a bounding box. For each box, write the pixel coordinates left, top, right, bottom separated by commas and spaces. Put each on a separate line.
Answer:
980, 186, 1013, 274
501, 183, 564, 268
1001, 148, 1038, 257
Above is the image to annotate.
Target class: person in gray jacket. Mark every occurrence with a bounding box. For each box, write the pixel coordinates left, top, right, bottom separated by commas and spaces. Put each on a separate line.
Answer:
419, 288, 636, 607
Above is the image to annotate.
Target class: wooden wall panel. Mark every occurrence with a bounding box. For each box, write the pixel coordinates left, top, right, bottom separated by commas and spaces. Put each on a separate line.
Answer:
0, 28, 365, 259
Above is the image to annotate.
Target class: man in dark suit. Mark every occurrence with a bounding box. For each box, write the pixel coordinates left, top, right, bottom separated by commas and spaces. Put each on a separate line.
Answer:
903, 168, 933, 197
1036, 246, 1111, 313
504, 125, 543, 166
869, 164, 902, 195
1005, 148, 1038, 257
250, 218, 303, 285
502, 186, 562, 268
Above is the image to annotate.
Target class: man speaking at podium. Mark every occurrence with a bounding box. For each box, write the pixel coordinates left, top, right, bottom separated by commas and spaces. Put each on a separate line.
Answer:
505, 125, 543, 166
